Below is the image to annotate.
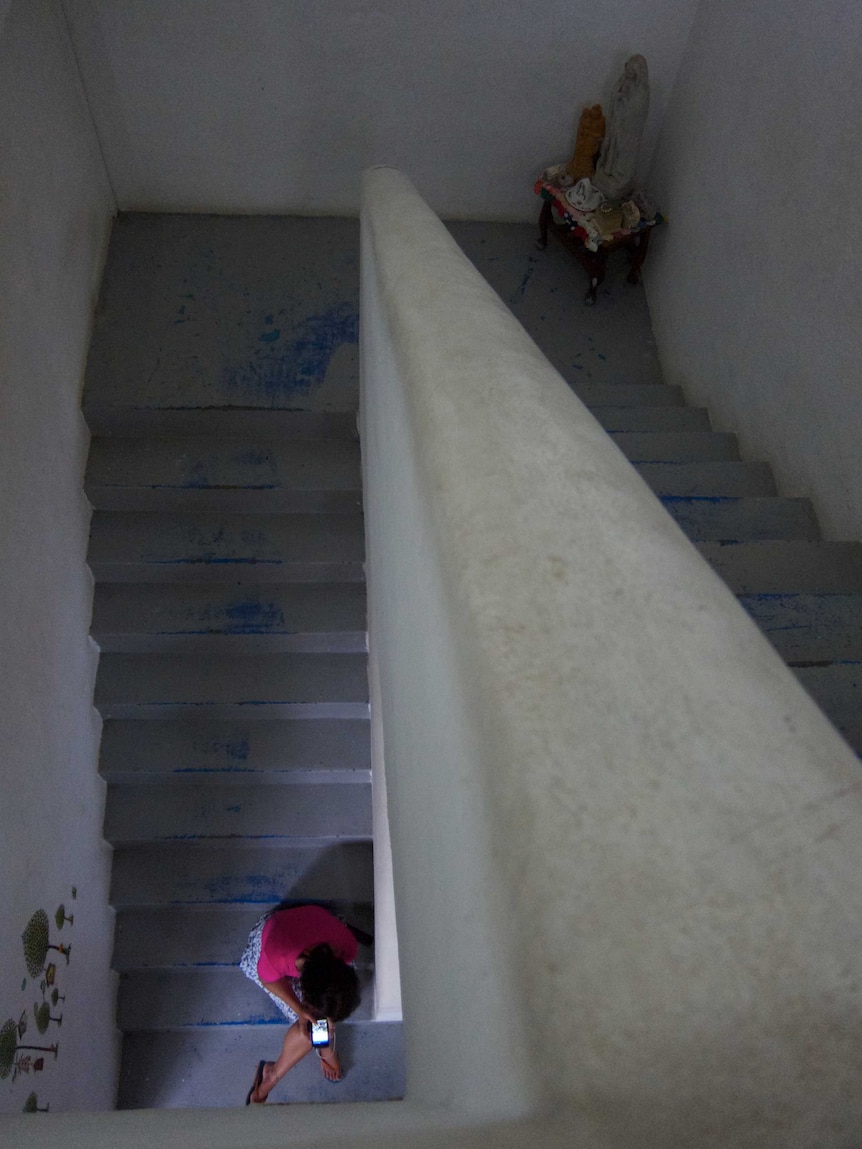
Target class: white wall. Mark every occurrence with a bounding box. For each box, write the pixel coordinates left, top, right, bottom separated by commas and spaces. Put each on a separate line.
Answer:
646, 0, 862, 539
0, 0, 117, 1114
64, 0, 698, 219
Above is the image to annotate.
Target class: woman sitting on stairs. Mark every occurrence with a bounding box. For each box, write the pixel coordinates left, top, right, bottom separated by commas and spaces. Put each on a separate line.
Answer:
240, 903, 362, 1104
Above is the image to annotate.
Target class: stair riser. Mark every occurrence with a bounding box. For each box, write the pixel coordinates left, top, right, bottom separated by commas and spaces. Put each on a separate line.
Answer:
571, 383, 684, 407
84, 408, 359, 439
793, 664, 862, 753
612, 432, 739, 463
95, 633, 367, 654
88, 488, 363, 514
635, 462, 777, 498
589, 407, 710, 433
698, 542, 862, 594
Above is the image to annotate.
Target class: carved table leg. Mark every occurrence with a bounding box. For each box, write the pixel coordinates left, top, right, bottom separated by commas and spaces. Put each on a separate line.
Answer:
536, 200, 552, 250
626, 226, 652, 284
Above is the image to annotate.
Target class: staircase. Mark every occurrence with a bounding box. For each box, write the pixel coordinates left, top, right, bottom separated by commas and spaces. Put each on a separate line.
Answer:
452, 220, 862, 761
572, 383, 862, 756
82, 215, 404, 1108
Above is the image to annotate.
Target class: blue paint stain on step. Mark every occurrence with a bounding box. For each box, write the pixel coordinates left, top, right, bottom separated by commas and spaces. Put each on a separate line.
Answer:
227, 304, 359, 401
510, 257, 538, 305
224, 599, 287, 633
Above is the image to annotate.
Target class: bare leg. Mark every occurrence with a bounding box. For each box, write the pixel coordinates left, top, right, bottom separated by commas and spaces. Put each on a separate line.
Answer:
252, 1021, 313, 1102
318, 1039, 342, 1082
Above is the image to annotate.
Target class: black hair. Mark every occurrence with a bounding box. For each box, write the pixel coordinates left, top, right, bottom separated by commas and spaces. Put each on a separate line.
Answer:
299, 944, 361, 1022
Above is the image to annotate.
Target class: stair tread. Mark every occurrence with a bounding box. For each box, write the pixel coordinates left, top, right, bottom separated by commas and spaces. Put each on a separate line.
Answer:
739, 594, 862, 663
110, 841, 374, 907
662, 496, 820, 542
88, 511, 365, 583
92, 583, 366, 653
103, 781, 372, 844
113, 905, 374, 970
117, 1021, 405, 1108
86, 436, 361, 512
96, 652, 368, 706
698, 541, 862, 593
99, 717, 371, 781
117, 965, 375, 1029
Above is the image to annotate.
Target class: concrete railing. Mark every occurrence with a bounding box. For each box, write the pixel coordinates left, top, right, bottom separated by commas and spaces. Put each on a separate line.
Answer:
13, 167, 862, 1149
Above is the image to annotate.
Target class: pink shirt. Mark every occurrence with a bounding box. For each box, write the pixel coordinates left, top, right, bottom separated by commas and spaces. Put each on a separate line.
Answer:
257, 905, 358, 983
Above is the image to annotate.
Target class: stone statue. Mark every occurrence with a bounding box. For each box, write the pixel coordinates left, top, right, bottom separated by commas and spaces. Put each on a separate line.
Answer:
566, 104, 606, 183
592, 54, 649, 201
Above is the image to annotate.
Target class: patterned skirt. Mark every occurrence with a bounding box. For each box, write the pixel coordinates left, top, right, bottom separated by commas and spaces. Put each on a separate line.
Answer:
239, 912, 302, 1023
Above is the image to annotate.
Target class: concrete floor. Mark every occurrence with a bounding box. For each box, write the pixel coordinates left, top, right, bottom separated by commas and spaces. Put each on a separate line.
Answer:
85, 213, 661, 417
447, 219, 663, 389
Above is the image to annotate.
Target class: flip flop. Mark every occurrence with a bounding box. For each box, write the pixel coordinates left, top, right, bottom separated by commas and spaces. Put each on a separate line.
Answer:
316, 1042, 342, 1083
245, 1059, 266, 1105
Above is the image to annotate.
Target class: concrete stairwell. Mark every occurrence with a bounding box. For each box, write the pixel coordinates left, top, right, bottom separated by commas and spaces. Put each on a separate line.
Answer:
577, 383, 862, 757
81, 216, 404, 1108
450, 222, 862, 761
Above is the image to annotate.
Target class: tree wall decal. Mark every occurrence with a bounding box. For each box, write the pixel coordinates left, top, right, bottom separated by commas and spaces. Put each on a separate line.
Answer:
0, 1019, 58, 1080
21, 910, 70, 978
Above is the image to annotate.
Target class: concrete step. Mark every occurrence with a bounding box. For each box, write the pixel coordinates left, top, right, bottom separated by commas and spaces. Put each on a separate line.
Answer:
588, 406, 710, 433
88, 511, 365, 583
697, 541, 862, 594
103, 781, 372, 844
117, 1021, 405, 1108
611, 431, 739, 463
116, 965, 375, 1029
85, 436, 362, 512
83, 407, 358, 440
95, 652, 369, 719
634, 461, 777, 498
793, 664, 862, 752
99, 718, 371, 783
110, 841, 374, 908
92, 583, 367, 653
662, 497, 820, 543
113, 905, 374, 971
570, 382, 684, 407
739, 595, 862, 663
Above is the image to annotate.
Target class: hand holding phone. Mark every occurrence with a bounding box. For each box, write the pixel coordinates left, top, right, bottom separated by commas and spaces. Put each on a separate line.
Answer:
308, 1018, 332, 1047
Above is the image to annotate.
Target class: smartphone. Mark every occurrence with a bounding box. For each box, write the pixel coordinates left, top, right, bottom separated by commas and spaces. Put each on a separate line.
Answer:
309, 1019, 331, 1047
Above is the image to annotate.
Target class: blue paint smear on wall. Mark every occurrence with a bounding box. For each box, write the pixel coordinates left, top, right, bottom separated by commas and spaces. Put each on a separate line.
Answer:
227, 304, 359, 402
